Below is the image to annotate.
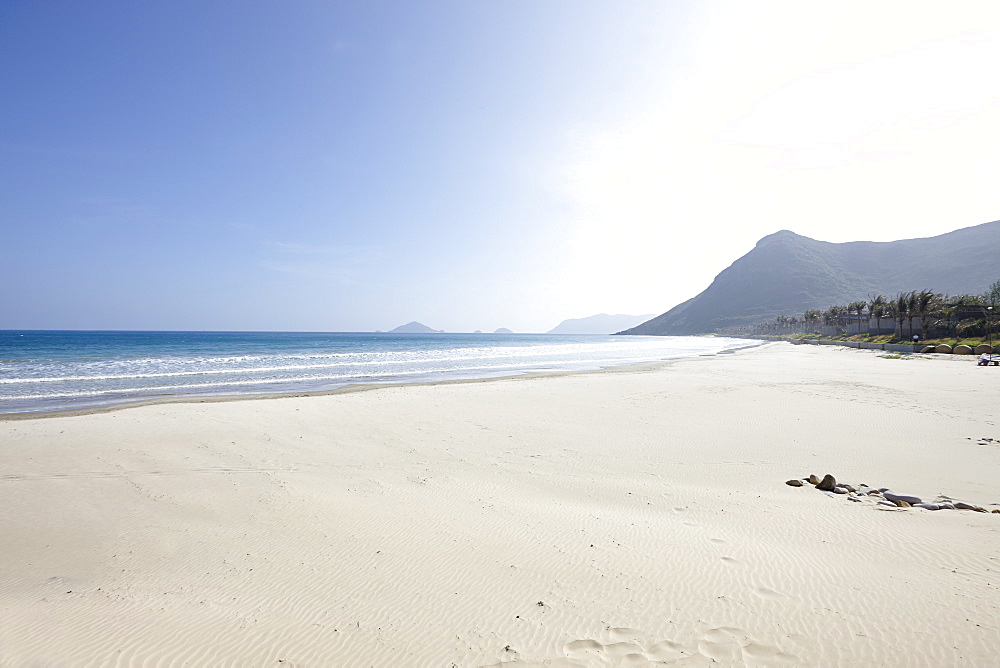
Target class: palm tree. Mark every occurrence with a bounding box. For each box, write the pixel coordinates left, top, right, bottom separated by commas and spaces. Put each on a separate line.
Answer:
852, 300, 868, 336
941, 296, 958, 338
869, 294, 886, 334
893, 293, 908, 339
824, 305, 847, 333
804, 310, 821, 333
906, 291, 918, 339
915, 290, 935, 341
870, 303, 885, 334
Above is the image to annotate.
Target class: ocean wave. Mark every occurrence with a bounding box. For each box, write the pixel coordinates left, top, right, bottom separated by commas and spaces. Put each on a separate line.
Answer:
0, 351, 599, 384
0, 333, 747, 413
0, 343, 690, 385
0, 355, 670, 401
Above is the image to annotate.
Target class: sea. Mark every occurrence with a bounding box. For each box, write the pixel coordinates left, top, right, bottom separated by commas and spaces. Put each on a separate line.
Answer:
0, 330, 748, 415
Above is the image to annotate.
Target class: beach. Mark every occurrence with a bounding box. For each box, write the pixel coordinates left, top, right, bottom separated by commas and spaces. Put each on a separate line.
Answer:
1, 342, 998, 666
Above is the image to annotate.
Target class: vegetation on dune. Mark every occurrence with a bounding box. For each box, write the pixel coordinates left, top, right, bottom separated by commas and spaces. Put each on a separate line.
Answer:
741, 280, 1000, 346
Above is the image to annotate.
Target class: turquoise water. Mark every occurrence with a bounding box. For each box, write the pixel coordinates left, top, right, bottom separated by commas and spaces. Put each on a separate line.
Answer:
0, 331, 745, 414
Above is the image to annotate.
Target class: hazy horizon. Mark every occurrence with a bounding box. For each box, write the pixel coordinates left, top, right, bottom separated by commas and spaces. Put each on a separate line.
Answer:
0, 312, 651, 335
4, 1, 1000, 333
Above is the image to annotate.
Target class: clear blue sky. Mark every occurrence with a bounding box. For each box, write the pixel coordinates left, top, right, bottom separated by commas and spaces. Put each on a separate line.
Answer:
4, 1, 1000, 332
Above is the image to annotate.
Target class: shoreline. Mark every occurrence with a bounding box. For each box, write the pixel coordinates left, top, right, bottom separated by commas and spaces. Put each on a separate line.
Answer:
3, 342, 997, 666
0, 342, 767, 422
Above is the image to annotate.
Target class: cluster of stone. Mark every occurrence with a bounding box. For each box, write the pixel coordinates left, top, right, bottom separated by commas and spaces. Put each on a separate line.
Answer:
920, 344, 993, 355
785, 473, 999, 513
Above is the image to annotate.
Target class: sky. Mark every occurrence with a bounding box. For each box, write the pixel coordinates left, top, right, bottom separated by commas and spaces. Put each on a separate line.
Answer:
3, 0, 1000, 333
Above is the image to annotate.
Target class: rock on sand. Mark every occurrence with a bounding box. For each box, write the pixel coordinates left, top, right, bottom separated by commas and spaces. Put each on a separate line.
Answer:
816, 474, 837, 492
883, 490, 922, 505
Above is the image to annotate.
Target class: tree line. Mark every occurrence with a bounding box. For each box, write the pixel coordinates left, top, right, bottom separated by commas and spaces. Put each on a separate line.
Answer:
746, 280, 1000, 341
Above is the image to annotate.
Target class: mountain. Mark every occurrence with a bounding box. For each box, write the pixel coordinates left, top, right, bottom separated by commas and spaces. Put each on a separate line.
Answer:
548, 313, 656, 335
493, 327, 513, 334
388, 321, 444, 334
621, 220, 1000, 335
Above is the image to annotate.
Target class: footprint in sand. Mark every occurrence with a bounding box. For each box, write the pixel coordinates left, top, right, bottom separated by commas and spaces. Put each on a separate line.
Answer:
564, 638, 603, 656
564, 638, 643, 660
698, 627, 747, 662
563, 632, 691, 664
743, 640, 799, 662
553, 627, 797, 666
608, 627, 648, 643
645, 639, 688, 662
697, 626, 798, 664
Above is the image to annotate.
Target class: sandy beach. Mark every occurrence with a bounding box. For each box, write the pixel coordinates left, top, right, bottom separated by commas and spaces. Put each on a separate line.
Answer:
2, 342, 999, 667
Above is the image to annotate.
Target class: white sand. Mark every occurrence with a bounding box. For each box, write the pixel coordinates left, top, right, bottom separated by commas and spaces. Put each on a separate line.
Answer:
1, 343, 999, 666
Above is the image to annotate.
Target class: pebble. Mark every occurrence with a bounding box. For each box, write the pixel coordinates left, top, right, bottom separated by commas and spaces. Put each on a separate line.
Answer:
954, 502, 986, 512
785, 479, 804, 487
833, 486, 848, 494
883, 490, 922, 505
877, 500, 898, 508
808, 474, 820, 485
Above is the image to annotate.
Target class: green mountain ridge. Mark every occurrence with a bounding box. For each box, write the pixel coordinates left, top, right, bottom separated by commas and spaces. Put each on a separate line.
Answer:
621, 220, 1000, 335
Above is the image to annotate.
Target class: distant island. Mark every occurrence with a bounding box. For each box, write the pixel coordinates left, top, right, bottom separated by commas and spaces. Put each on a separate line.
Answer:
494, 327, 513, 334
388, 321, 444, 334
620, 220, 1000, 336
548, 313, 655, 335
